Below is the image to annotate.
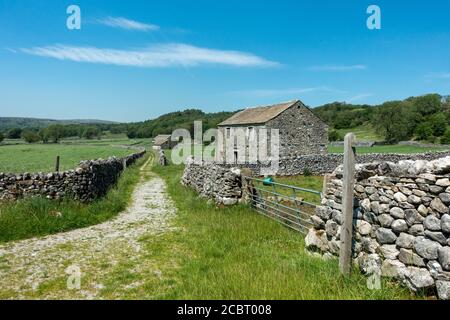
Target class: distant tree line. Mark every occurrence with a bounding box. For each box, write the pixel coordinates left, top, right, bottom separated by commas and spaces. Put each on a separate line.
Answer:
0, 123, 127, 144
314, 94, 450, 144
125, 109, 235, 139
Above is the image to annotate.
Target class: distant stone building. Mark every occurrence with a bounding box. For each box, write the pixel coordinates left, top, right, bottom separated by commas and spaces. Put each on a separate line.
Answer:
215, 100, 328, 162
153, 134, 173, 149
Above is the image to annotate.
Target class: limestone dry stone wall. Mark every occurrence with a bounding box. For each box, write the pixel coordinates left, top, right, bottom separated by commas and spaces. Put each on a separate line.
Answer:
306, 156, 450, 299
220, 151, 450, 176
0, 150, 146, 202
181, 157, 242, 205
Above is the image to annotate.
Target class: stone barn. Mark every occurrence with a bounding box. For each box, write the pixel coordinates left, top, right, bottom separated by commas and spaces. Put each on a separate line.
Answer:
215, 100, 328, 162
153, 134, 173, 149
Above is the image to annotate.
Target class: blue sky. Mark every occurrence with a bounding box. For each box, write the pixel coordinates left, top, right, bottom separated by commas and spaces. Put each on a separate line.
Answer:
0, 0, 449, 122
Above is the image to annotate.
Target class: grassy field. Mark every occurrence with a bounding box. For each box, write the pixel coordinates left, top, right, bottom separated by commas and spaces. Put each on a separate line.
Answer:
145, 163, 417, 300
254, 175, 323, 211
337, 124, 383, 142
328, 144, 450, 154
0, 154, 148, 243
0, 143, 137, 173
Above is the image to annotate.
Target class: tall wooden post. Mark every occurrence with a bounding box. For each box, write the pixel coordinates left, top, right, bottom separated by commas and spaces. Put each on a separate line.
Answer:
55, 155, 60, 172
339, 133, 356, 276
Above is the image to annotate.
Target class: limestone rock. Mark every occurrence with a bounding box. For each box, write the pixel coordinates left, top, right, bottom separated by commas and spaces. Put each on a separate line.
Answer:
358, 253, 382, 275
424, 231, 447, 246
413, 237, 441, 260
394, 192, 408, 203
429, 185, 444, 194
381, 259, 406, 278
316, 206, 332, 220
436, 281, 450, 300
360, 198, 371, 212
430, 197, 449, 214
439, 246, 450, 271
409, 224, 425, 236
436, 178, 450, 187
441, 214, 450, 233
417, 204, 429, 217
427, 260, 450, 281
328, 239, 340, 255
405, 209, 424, 226
424, 215, 442, 231
399, 248, 426, 267
310, 215, 325, 229
407, 195, 422, 205
361, 237, 379, 254
325, 220, 339, 237
305, 229, 328, 252
403, 267, 435, 292
439, 193, 450, 205
390, 207, 405, 219
391, 219, 408, 233
379, 244, 400, 260
376, 228, 397, 244
357, 220, 372, 236
396, 233, 415, 249
378, 214, 394, 228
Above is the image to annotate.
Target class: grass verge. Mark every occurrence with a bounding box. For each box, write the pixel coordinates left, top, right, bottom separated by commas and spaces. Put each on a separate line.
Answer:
0, 154, 148, 243
150, 163, 417, 300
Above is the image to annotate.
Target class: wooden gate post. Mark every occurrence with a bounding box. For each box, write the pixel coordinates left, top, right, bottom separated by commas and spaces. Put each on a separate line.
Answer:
55, 155, 60, 172
339, 133, 356, 276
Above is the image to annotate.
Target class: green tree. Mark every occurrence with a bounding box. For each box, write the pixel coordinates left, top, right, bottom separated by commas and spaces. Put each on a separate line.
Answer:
7, 128, 22, 139
428, 113, 448, 137
38, 128, 49, 143
372, 101, 417, 143
46, 125, 65, 143
82, 126, 101, 139
328, 130, 342, 142
411, 94, 442, 116
441, 128, 450, 144
0, 133, 4, 143
415, 122, 434, 141
21, 130, 40, 143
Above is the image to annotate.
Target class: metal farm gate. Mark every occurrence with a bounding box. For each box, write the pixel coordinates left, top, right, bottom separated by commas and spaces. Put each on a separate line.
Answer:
243, 176, 322, 234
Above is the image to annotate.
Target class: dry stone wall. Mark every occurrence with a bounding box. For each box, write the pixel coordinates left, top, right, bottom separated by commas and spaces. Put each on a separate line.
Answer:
181, 157, 242, 205
0, 150, 146, 202
222, 151, 450, 176
306, 156, 450, 299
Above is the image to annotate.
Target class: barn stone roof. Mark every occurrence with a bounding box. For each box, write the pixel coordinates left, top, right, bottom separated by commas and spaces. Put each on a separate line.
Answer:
153, 134, 171, 146
218, 100, 301, 126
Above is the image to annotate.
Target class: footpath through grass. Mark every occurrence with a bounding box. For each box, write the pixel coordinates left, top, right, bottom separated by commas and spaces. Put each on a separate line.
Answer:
0, 154, 148, 243
150, 163, 416, 299
0, 143, 135, 173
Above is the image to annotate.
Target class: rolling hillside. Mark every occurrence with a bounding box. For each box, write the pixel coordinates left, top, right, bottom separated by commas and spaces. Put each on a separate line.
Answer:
0, 117, 116, 131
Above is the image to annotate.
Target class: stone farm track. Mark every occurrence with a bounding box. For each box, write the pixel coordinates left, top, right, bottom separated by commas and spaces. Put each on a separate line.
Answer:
0, 154, 176, 299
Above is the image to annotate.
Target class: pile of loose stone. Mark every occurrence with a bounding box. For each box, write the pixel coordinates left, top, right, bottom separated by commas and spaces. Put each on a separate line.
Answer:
306, 156, 450, 299
0, 151, 146, 202
181, 156, 242, 205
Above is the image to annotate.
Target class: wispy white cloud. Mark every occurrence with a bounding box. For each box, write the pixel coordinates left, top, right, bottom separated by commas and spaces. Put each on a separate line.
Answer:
98, 16, 160, 31
426, 72, 450, 79
308, 64, 367, 72
345, 93, 374, 103
20, 43, 279, 68
229, 86, 346, 98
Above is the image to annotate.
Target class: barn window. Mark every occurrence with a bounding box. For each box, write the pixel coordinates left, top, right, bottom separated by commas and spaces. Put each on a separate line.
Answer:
226, 127, 231, 138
